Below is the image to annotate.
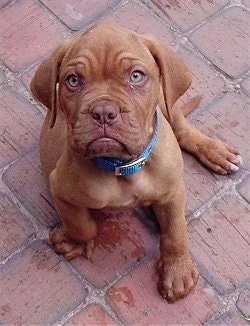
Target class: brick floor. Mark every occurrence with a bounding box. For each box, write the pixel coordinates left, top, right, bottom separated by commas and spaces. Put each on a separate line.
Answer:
0, 87, 43, 168
0, 0, 250, 325
109, 1, 174, 45
236, 282, 250, 320
40, 0, 121, 31
144, 0, 228, 33
65, 303, 118, 326
3, 150, 59, 227
0, 193, 35, 260
190, 6, 250, 78
0, 68, 5, 85
0, 0, 67, 72
183, 153, 220, 217
210, 310, 249, 325
0, 241, 88, 325
241, 76, 250, 96
188, 195, 250, 295
242, 0, 250, 6
177, 46, 225, 103
237, 174, 250, 204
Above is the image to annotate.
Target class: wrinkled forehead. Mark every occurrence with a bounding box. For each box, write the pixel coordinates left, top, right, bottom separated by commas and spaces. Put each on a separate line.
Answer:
63, 23, 156, 72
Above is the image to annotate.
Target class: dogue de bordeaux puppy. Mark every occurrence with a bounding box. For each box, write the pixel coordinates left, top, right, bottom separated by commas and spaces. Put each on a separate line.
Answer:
30, 22, 242, 302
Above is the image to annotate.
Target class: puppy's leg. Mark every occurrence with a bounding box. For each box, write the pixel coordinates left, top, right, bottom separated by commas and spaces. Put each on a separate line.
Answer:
50, 198, 97, 260
170, 105, 242, 175
153, 180, 199, 303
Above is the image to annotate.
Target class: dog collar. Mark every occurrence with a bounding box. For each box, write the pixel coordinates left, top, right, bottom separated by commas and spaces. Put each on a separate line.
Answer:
93, 111, 158, 176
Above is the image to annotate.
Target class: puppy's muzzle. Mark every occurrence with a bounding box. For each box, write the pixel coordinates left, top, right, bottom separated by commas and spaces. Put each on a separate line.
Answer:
91, 101, 119, 126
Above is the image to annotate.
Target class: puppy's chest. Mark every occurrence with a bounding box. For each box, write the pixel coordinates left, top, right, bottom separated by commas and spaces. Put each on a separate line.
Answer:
108, 183, 156, 208
75, 174, 160, 209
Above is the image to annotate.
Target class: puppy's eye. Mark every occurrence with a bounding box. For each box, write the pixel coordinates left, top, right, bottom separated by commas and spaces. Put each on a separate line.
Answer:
130, 70, 145, 84
66, 74, 80, 88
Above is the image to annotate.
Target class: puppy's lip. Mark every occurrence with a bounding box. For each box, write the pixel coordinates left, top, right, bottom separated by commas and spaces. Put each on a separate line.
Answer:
90, 137, 122, 147
92, 137, 116, 142
87, 137, 128, 158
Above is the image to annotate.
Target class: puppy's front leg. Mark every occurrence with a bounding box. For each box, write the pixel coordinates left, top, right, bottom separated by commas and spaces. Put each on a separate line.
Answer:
153, 180, 199, 303
49, 198, 97, 261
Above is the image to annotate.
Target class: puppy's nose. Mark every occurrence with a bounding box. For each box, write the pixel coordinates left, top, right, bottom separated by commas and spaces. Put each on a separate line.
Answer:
91, 103, 118, 125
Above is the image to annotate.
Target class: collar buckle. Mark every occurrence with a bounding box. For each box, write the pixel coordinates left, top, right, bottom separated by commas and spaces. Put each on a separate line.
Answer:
115, 156, 146, 176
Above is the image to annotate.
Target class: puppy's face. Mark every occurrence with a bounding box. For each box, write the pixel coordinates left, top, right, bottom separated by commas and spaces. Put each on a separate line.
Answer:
58, 26, 161, 160
31, 22, 192, 160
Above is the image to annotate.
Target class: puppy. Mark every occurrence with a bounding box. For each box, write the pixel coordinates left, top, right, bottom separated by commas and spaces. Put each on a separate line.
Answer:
30, 22, 242, 303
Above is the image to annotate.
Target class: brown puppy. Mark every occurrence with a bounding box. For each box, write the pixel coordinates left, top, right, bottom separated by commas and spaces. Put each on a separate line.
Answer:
30, 22, 242, 303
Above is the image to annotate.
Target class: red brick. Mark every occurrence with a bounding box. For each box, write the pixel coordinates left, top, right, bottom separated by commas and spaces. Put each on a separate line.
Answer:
0, 0, 67, 72
0, 241, 88, 325
40, 0, 121, 31
0, 87, 43, 168
106, 256, 219, 325
209, 310, 249, 325
190, 7, 250, 78
0, 193, 35, 260
237, 283, 250, 319
0, 0, 9, 9
65, 304, 118, 325
3, 150, 58, 227
242, 0, 250, 6
237, 175, 250, 204
192, 93, 250, 171
0, 68, 5, 85
144, 0, 228, 32
188, 195, 250, 294
70, 209, 158, 289
241, 77, 250, 96
21, 64, 39, 91
108, 1, 174, 44
183, 152, 220, 217
177, 46, 224, 103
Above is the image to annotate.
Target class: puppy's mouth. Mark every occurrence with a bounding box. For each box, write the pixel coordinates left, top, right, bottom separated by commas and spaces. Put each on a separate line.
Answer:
86, 137, 130, 158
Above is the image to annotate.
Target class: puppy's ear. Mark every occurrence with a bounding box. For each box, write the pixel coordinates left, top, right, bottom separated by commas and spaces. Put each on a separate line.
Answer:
142, 35, 192, 121
30, 40, 70, 128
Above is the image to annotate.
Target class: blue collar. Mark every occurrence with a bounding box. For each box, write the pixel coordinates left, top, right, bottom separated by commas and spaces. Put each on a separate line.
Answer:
93, 111, 158, 176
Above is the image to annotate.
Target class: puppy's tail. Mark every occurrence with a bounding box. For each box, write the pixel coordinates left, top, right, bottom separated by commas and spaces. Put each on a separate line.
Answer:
182, 95, 202, 117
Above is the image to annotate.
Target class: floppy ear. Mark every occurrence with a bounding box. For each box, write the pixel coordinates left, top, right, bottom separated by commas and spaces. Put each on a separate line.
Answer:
142, 35, 192, 121
30, 40, 70, 128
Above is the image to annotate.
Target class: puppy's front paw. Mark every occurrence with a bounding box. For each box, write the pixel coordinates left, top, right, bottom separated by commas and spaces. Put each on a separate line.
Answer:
49, 226, 95, 260
196, 139, 242, 175
157, 254, 199, 303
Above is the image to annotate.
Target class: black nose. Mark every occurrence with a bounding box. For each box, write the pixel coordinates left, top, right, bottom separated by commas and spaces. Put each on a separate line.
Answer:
91, 102, 118, 125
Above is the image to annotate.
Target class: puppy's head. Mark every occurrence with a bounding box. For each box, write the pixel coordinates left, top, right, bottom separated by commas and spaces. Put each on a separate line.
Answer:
31, 22, 191, 160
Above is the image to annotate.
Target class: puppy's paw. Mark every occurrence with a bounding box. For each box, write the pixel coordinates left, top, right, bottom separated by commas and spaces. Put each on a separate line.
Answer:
196, 139, 242, 175
157, 254, 199, 303
49, 226, 95, 260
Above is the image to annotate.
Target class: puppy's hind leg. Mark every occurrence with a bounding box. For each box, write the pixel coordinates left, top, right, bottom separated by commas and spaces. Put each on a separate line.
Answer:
170, 104, 242, 175
50, 198, 97, 260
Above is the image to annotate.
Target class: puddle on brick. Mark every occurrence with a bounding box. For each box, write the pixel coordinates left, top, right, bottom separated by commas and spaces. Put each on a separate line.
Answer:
92, 209, 146, 259
109, 286, 136, 308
